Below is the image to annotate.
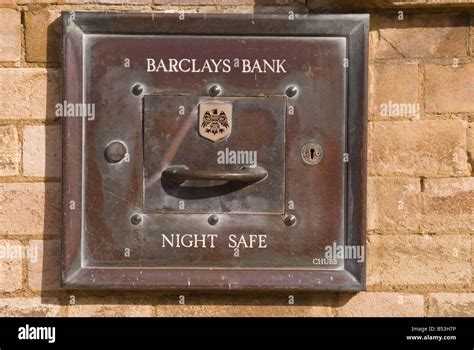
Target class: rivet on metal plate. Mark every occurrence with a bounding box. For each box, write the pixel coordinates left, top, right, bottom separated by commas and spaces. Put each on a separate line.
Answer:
284, 214, 296, 227
131, 83, 144, 96
285, 85, 298, 98
130, 213, 143, 225
208, 84, 221, 97
208, 215, 219, 226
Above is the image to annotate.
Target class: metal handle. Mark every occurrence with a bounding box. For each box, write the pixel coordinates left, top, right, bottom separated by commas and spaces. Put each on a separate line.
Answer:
163, 165, 267, 183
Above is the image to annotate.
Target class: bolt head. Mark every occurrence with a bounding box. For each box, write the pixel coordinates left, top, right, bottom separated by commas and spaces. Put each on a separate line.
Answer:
284, 214, 296, 227
208, 214, 219, 226
285, 85, 298, 97
208, 85, 221, 97
132, 84, 143, 96
131, 214, 143, 225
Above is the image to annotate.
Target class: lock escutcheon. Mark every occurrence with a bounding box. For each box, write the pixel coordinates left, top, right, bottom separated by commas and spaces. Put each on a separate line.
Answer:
301, 142, 323, 165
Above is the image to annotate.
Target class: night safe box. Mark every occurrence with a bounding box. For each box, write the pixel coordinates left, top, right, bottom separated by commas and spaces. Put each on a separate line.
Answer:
61, 12, 368, 290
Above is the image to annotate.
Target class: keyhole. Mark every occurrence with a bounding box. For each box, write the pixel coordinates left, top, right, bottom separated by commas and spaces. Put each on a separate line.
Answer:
301, 142, 323, 165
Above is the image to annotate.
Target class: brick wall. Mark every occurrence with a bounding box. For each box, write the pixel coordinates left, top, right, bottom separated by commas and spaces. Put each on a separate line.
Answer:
0, 0, 473, 317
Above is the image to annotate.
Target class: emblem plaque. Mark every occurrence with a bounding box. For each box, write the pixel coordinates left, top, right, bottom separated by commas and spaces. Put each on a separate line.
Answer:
199, 103, 232, 142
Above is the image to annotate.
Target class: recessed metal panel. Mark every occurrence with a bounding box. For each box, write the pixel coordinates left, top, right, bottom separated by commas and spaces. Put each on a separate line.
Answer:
61, 12, 368, 290
143, 96, 286, 214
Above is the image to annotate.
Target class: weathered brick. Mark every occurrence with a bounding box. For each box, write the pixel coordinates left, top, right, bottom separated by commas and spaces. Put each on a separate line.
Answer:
429, 293, 474, 316
25, 10, 61, 63
337, 293, 424, 317
27, 240, 60, 291
23, 125, 61, 178
18, 0, 57, 3
309, 0, 375, 8
156, 305, 332, 317
0, 240, 22, 292
0, 69, 60, 120
368, 235, 471, 286
368, 120, 470, 176
471, 15, 474, 56
156, 293, 333, 316
425, 64, 474, 113
155, 0, 302, 3
0, 183, 60, 236
391, 0, 474, 5
368, 177, 422, 232
374, 14, 468, 59
0, 298, 60, 317
468, 122, 473, 160
63, 0, 148, 3
0, 125, 19, 176
421, 178, 474, 233
0, 9, 21, 62
369, 28, 398, 61
369, 64, 420, 119
4, 0, 59, 3
68, 298, 154, 317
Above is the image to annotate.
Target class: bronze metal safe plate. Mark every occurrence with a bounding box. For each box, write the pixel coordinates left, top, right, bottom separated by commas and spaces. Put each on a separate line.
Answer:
62, 12, 368, 290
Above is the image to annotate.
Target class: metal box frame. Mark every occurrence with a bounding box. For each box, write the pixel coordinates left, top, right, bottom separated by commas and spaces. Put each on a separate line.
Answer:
62, 12, 368, 290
